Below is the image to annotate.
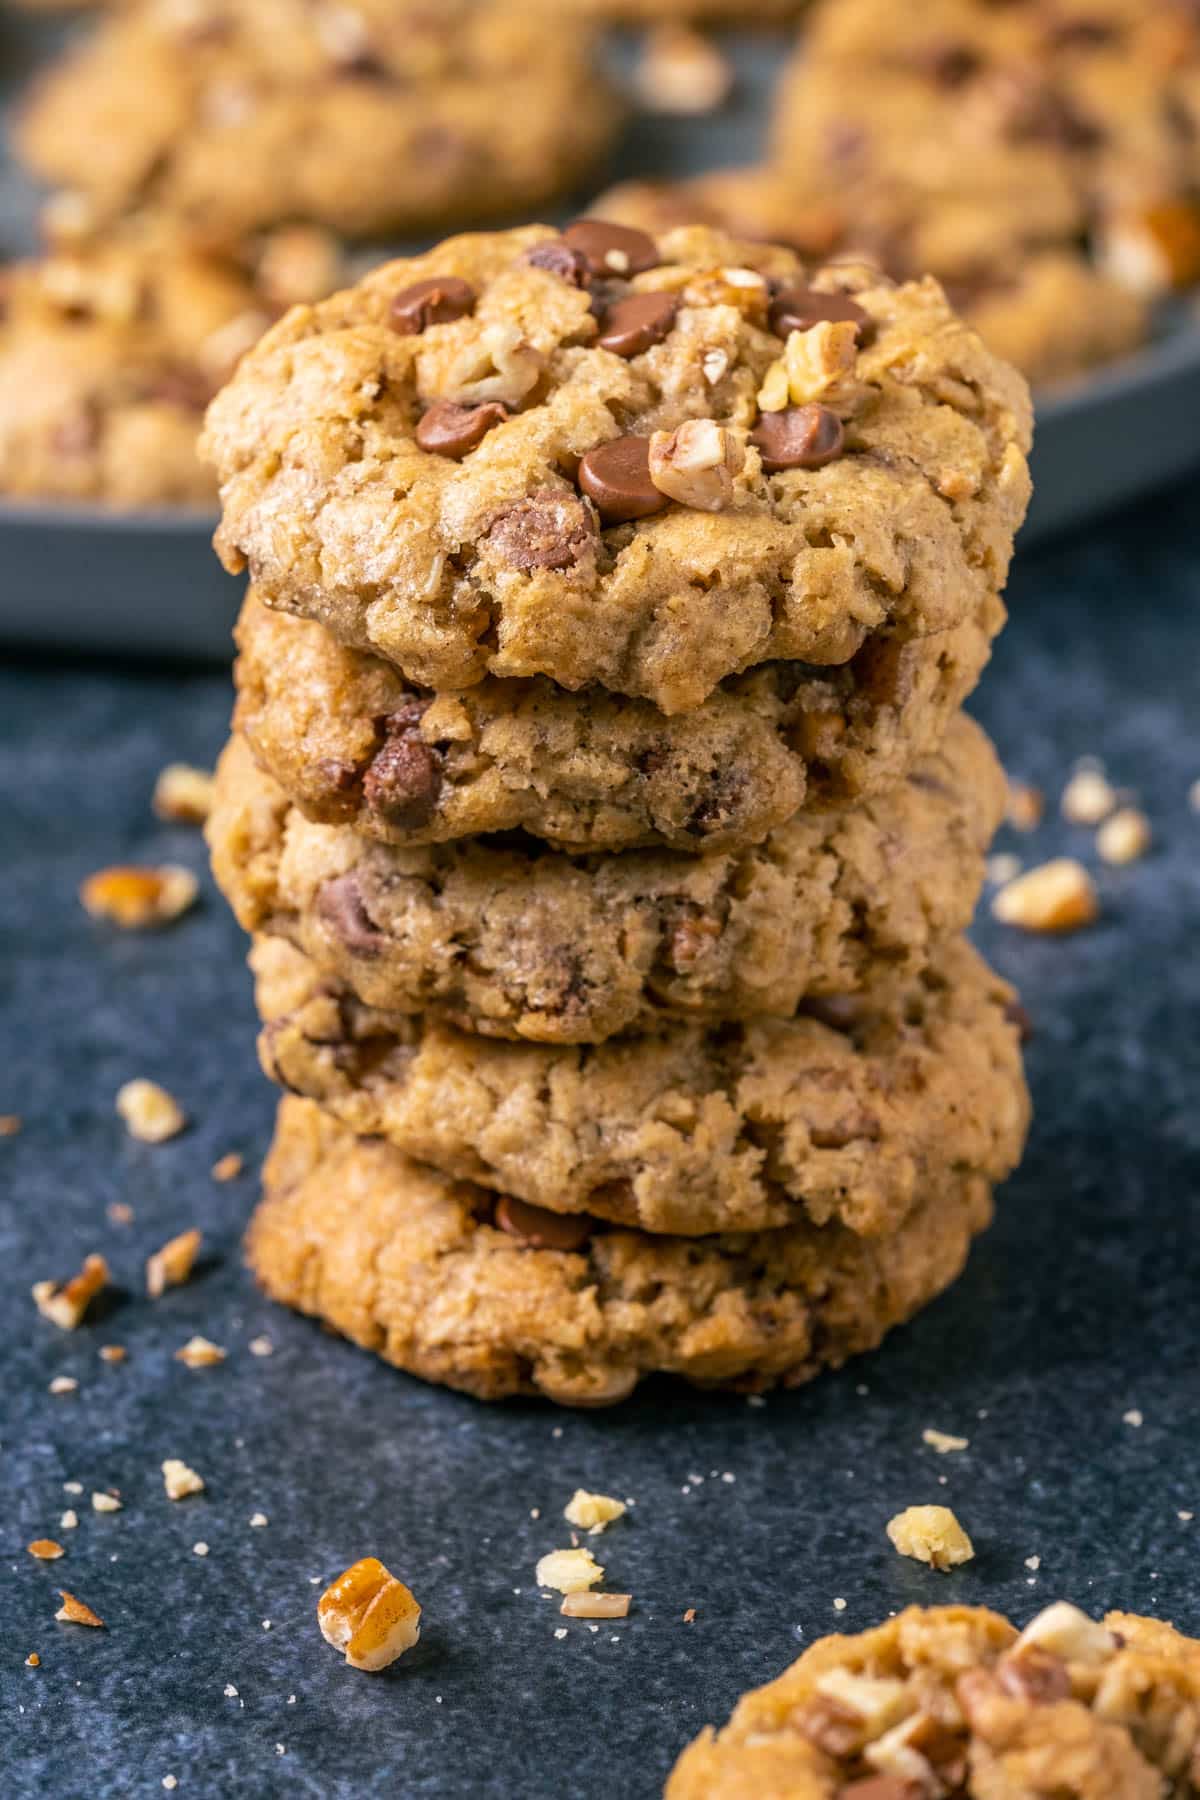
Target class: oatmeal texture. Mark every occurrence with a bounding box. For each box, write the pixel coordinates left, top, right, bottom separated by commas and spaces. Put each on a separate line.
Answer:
249, 933, 1030, 1238
232, 590, 1005, 854
204, 222, 1032, 713
16, 0, 620, 242
247, 1096, 995, 1407
667, 1601, 1200, 1799
209, 716, 1005, 1043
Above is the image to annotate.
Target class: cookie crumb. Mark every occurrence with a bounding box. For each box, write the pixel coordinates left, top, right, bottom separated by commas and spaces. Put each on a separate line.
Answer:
683, 1608, 696, 1624
25, 1653, 40, 1667
1061, 767, 1116, 825
162, 1778, 178, 1791
162, 1458, 205, 1500
60, 1510, 79, 1531
175, 1335, 226, 1370
99, 1344, 127, 1364
886, 1504, 974, 1571
1097, 807, 1151, 865
81, 863, 198, 928
560, 1592, 631, 1619
991, 858, 1098, 933
0, 1114, 22, 1136
117, 1079, 187, 1143
250, 1513, 269, 1528
1006, 781, 1044, 831
28, 1539, 65, 1560
107, 1201, 134, 1226
146, 1228, 202, 1297
55, 1590, 104, 1628
986, 851, 1023, 886
63, 1481, 83, 1495
1189, 778, 1200, 813
33, 1253, 109, 1329
832, 1597, 847, 1612
92, 1492, 121, 1514
1025, 1555, 1041, 1571
1123, 1408, 1144, 1428
193, 1542, 210, 1557
317, 1557, 422, 1671
922, 1428, 968, 1455
248, 1335, 273, 1357
49, 1376, 79, 1395
1179, 1511, 1193, 1522
212, 1152, 244, 1181
153, 763, 214, 825
563, 1490, 626, 1535
635, 25, 732, 114
535, 1548, 604, 1594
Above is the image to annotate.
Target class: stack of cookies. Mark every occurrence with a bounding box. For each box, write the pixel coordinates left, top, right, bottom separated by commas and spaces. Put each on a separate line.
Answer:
205, 218, 1033, 1406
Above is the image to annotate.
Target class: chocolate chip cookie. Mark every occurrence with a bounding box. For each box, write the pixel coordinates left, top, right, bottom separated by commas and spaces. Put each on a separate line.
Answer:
232, 589, 1004, 854
250, 933, 1029, 1239
667, 1601, 1200, 1798
0, 222, 338, 507
210, 715, 1004, 1044
770, 0, 1200, 371
204, 222, 1032, 714
594, 171, 1148, 387
16, 0, 621, 242
248, 1095, 995, 1406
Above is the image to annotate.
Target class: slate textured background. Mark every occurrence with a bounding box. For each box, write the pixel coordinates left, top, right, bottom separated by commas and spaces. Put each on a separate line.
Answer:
2, 482, 1199, 1799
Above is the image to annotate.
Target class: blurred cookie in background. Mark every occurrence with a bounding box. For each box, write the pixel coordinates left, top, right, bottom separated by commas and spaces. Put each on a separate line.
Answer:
0, 217, 341, 507
14, 0, 623, 241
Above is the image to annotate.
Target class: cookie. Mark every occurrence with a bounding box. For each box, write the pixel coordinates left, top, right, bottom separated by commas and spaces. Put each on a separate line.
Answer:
15, 0, 621, 243
770, 0, 1200, 359
594, 172, 1148, 388
667, 1601, 1200, 1798
0, 222, 339, 507
210, 716, 1005, 1044
232, 589, 1005, 854
204, 222, 1032, 714
250, 933, 1029, 1238
248, 1095, 995, 1406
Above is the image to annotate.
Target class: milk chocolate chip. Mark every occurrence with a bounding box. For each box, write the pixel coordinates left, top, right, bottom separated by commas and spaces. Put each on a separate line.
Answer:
595, 291, 678, 356
493, 1194, 595, 1252
768, 286, 871, 342
362, 701, 442, 829
563, 219, 660, 278
485, 490, 597, 571
751, 404, 844, 472
523, 240, 590, 287
389, 276, 476, 334
415, 399, 508, 459
315, 873, 387, 958
577, 436, 669, 523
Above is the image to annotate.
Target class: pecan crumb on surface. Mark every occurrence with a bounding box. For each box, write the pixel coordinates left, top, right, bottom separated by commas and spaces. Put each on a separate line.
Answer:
116, 1079, 187, 1143
162, 1458, 205, 1500
991, 858, 1098, 933
146, 1228, 202, 1297
318, 1558, 422, 1672
683, 1607, 696, 1623
535, 1548, 605, 1594
99, 1344, 127, 1363
81, 863, 198, 928
55, 1590, 104, 1628
560, 1592, 631, 1619
886, 1504, 975, 1570
28, 1539, 65, 1560
25, 1653, 40, 1667
563, 1490, 627, 1535
33, 1253, 109, 1329
175, 1335, 226, 1369
152, 763, 215, 824
922, 1428, 969, 1455
212, 1152, 244, 1181
1096, 807, 1151, 865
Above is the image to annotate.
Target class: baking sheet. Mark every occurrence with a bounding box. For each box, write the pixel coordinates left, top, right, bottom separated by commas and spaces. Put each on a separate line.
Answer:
3, 14, 1199, 660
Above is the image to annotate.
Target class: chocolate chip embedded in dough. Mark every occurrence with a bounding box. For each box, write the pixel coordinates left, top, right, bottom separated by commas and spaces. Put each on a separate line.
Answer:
768, 285, 871, 342
522, 240, 590, 287
415, 399, 508, 459
362, 702, 442, 828
493, 1194, 595, 1252
577, 435, 669, 524
388, 276, 476, 334
751, 404, 844, 473
484, 490, 597, 572
315, 873, 388, 959
563, 219, 660, 278
595, 291, 679, 356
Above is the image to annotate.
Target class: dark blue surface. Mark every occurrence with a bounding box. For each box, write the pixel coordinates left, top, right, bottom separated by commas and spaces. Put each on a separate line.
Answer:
2, 483, 1199, 1799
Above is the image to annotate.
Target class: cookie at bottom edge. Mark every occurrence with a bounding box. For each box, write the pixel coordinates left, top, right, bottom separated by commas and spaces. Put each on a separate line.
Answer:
247, 1096, 994, 1408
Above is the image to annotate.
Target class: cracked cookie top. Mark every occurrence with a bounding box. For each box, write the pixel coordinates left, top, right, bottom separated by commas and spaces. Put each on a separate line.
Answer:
16, 0, 620, 243
667, 1602, 1200, 1799
204, 221, 1032, 714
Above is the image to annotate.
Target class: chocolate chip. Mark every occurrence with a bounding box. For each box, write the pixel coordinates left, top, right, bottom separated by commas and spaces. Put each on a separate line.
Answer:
484, 489, 597, 572
312, 757, 360, 794
768, 285, 871, 342
493, 1194, 595, 1252
1004, 997, 1034, 1043
577, 436, 668, 524
751, 404, 844, 473
315, 873, 387, 958
362, 701, 442, 828
415, 399, 508, 459
522, 240, 590, 287
389, 276, 476, 334
798, 994, 862, 1034
563, 219, 660, 278
917, 40, 981, 85
595, 291, 678, 356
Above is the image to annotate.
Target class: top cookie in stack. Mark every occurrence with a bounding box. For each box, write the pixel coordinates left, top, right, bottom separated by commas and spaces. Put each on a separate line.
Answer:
203, 221, 1031, 719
